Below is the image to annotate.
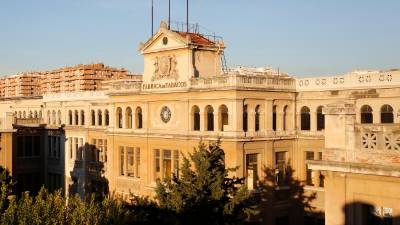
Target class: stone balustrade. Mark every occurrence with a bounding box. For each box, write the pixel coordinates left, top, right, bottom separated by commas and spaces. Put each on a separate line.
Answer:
323, 124, 400, 167
190, 74, 295, 91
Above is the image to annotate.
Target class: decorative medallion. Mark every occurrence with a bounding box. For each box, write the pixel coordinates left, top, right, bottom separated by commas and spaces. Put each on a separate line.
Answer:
152, 55, 179, 81
160, 106, 171, 123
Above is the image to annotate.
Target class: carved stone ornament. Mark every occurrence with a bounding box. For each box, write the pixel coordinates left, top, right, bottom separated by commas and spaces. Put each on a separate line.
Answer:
152, 55, 179, 81
160, 106, 171, 123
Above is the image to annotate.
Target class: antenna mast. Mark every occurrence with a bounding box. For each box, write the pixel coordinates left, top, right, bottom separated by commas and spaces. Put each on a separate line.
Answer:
168, 0, 171, 30
151, 0, 154, 36
186, 0, 189, 32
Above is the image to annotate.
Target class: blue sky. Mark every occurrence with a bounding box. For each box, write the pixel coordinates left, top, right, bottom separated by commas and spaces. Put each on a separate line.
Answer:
0, 0, 399, 77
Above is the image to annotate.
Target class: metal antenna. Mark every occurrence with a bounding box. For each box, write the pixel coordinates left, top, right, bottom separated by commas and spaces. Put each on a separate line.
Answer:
186, 0, 189, 32
168, 0, 171, 30
151, 0, 154, 36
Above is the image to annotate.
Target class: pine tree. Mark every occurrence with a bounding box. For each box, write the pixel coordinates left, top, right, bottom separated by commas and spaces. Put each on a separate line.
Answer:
156, 140, 251, 225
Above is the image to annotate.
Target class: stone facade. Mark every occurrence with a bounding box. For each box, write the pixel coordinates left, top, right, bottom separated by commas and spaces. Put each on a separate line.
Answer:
0, 23, 399, 225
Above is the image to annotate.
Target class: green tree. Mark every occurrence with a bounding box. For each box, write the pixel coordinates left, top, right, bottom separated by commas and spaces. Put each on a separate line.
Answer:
0, 166, 15, 215
156, 140, 252, 225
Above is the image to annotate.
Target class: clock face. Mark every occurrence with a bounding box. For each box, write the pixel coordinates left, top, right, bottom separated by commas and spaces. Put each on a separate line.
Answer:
160, 106, 171, 123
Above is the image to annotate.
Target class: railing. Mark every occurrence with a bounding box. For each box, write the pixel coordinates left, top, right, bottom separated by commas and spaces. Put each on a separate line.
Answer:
323, 124, 400, 167
169, 21, 224, 43
15, 118, 43, 125
105, 80, 142, 93
355, 124, 400, 151
190, 74, 295, 91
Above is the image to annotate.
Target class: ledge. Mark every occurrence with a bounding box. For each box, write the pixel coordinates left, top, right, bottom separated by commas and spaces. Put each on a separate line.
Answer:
307, 160, 400, 178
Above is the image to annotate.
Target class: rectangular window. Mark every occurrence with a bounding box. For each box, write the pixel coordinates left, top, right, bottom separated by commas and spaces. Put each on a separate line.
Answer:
52, 136, 57, 158
246, 154, 259, 190
275, 151, 287, 186
74, 137, 79, 160
78, 138, 83, 160
136, 148, 140, 178
92, 139, 108, 163
173, 150, 179, 178
163, 150, 172, 179
69, 137, 73, 159
17, 136, 24, 157
318, 152, 324, 187
120, 147, 125, 176
305, 151, 314, 186
33, 136, 40, 157
155, 149, 160, 179
127, 147, 134, 177
48, 136, 52, 157
103, 140, 108, 163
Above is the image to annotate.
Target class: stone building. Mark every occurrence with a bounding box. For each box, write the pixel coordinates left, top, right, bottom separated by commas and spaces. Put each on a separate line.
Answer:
0, 22, 399, 225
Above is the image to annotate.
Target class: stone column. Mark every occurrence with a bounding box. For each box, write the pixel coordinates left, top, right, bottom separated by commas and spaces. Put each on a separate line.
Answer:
231, 100, 243, 133
200, 110, 206, 132
373, 111, 380, 124
264, 100, 273, 132
214, 112, 219, 132
325, 172, 346, 225
311, 111, 317, 132
95, 109, 99, 127
312, 170, 321, 187
248, 111, 255, 132
296, 112, 301, 131
276, 111, 283, 132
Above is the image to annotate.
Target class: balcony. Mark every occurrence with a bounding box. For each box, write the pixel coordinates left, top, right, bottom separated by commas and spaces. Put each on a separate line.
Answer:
323, 123, 400, 167
190, 74, 295, 91
105, 74, 295, 94
15, 118, 43, 126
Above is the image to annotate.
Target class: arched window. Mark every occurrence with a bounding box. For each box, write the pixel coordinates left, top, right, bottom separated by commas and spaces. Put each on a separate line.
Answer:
317, 106, 325, 130
18, 111, 21, 119
74, 110, 79, 125
191, 105, 200, 131
300, 106, 311, 131
29, 111, 33, 119
381, 104, 393, 124
283, 105, 288, 131
57, 110, 62, 125
68, 110, 73, 125
136, 107, 143, 129
104, 110, 109, 126
34, 111, 38, 119
23, 111, 26, 119
243, 105, 248, 132
125, 107, 132, 129
273, 106, 277, 131
80, 110, 85, 125
38, 110, 42, 119
48, 110, 51, 124
255, 105, 261, 132
116, 107, 123, 128
218, 105, 229, 131
98, 110, 103, 126
91, 110, 96, 126
361, 105, 373, 124
205, 105, 214, 131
